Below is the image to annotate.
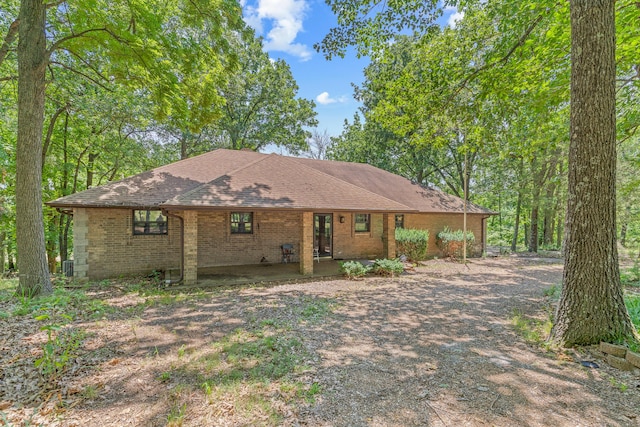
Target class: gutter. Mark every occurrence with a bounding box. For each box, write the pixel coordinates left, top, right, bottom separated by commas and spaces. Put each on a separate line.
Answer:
163, 210, 184, 285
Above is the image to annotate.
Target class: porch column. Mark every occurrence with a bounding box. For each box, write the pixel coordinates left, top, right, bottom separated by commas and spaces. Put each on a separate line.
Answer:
383, 213, 396, 259
73, 208, 89, 280
300, 211, 314, 275
183, 210, 198, 285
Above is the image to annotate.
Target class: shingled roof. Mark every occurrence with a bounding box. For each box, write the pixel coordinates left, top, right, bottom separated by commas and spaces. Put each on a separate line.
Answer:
46, 149, 493, 214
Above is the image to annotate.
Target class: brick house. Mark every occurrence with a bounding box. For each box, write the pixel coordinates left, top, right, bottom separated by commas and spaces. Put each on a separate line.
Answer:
46, 149, 494, 285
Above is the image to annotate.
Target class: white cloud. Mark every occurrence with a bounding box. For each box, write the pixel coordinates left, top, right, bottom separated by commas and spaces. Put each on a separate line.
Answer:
445, 6, 464, 28
244, 0, 312, 61
316, 92, 348, 105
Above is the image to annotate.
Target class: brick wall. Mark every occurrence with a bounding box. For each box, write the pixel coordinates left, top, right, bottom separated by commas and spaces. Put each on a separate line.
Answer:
405, 213, 486, 257
79, 208, 182, 280
197, 211, 301, 266
76, 208, 487, 280
332, 212, 385, 259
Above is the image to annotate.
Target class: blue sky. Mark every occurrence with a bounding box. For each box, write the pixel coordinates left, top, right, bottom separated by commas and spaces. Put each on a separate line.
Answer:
241, 0, 463, 137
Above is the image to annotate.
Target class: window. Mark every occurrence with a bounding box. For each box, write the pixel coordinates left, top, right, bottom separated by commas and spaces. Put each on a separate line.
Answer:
354, 213, 370, 232
133, 210, 167, 235
395, 214, 404, 229
231, 212, 253, 234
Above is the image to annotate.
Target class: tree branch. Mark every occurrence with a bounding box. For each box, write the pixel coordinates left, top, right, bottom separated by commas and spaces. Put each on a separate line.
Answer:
452, 11, 547, 99
49, 60, 113, 91
0, 18, 19, 68
47, 26, 133, 56
42, 103, 70, 171
64, 47, 112, 84
45, 0, 65, 9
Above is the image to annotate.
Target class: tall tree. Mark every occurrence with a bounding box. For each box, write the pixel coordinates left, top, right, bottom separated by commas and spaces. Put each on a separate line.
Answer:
550, 0, 635, 345
2, 0, 244, 296
15, 0, 51, 295
216, 32, 317, 153
319, 0, 637, 345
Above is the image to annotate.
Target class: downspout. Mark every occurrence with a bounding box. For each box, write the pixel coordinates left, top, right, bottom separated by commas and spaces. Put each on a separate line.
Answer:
163, 210, 184, 284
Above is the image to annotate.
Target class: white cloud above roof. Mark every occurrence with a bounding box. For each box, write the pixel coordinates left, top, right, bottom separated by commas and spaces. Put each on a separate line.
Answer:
244, 0, 312, 61
316, 91, 347, 105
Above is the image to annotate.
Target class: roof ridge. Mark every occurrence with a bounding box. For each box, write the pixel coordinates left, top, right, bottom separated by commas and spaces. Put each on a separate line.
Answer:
289, 157, 415, 211
161, 151, 271, 204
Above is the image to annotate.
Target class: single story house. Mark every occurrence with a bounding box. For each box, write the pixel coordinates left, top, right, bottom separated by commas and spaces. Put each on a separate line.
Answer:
46, 149, 494, 285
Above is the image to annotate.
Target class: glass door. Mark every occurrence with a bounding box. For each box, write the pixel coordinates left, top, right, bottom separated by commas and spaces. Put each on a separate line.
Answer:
314, 214, 332, 257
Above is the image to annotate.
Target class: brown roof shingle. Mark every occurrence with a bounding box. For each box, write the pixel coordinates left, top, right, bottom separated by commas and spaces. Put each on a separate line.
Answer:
46, 149, 493, 214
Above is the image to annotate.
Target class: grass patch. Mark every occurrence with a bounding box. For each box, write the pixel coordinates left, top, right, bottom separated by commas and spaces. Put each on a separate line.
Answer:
297, 296, 335, 323
625, 294, 640, 331
511, 309, 553, 345
621, 262, 640, 288
179, 321, 319, 424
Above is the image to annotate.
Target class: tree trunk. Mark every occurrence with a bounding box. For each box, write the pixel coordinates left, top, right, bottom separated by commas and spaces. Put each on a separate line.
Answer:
529, 205, 539, 252
0, 231, 5, 274
86, 152, 99, 188
620, 222, 628, 247
551, 0, 636, 345
511, 190, 521, 252
543, 179, 558, 246
15, 0, 52, 296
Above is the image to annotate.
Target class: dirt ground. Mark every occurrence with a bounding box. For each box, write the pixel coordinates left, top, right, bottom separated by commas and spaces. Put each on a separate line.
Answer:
2, 256, 640, 426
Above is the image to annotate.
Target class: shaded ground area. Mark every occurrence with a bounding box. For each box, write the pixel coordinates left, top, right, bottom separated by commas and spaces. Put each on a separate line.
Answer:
1, 256, 639, 426
195, 258, 342, 287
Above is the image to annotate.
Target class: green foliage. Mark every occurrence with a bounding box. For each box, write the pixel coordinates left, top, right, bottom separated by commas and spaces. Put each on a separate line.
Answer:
436, 227, 476, 258
395, 228, 429, 261
34, 324, 85, 381
166, 402, 187, 426
339, 260, 371, 279
371, 258, 404, 277
625, 294, 640, 331
543, 284, 561, 300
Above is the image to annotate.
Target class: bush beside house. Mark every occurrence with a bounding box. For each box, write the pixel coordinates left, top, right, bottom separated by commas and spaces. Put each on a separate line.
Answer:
395, 228, 429, 261
437, 227, 476, 258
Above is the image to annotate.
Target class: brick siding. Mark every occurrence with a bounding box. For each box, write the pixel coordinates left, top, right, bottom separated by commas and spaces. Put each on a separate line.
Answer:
73, 208, 486, 280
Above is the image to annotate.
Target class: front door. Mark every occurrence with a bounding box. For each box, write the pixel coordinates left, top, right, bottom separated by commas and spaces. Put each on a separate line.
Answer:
314, 214, 332, 257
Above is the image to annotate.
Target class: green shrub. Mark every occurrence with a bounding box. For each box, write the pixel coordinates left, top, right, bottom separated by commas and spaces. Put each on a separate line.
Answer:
339, 261, 371, 279
372, 259, 404, 277
436, 227, 475, 258
395, 228, 429, 261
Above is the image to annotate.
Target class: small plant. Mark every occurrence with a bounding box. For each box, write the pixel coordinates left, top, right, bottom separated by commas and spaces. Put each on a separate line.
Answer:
304, 382, 322, 403
395, 228, 429, 261
81, 384, 99, 400
158, 371, 172, 382
339, 261, 371, 279
436, 227, 476, 259
371, 258, 404, 277
543, 284, 561, 300
34, 322, 85, 381
177, 344, 186, 358
166, 403, 187, 426
609, 377, 628, 392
